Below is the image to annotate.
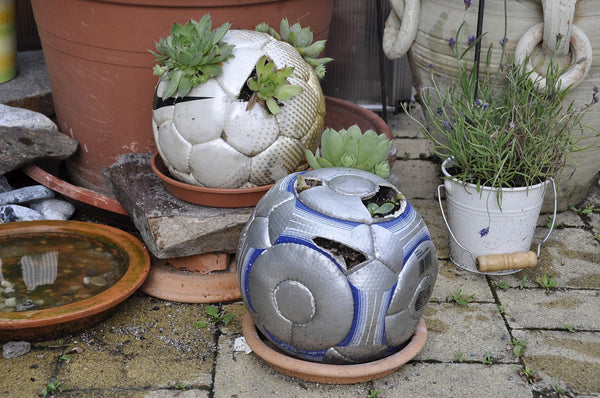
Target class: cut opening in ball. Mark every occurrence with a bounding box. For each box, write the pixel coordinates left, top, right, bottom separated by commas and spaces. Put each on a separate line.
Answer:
312, 237, 367, 272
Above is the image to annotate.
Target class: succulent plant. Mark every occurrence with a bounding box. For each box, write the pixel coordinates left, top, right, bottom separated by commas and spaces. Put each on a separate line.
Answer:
305, 125, 392, 178
246, 55, 303, 115
256, 18, 333, 79
150, 14, 235, 100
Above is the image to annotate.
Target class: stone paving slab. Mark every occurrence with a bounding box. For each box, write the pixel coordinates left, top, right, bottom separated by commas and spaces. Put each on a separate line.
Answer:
214, 334, 371, 398
417, 303, 514, 364
497, 288, 600, 331
512, 329, 600, 395
390, 159, 441, 200
392, 137, 433, 160
431, 260, 495, 303
55, 295, 215, 392
373, 362, 532, 398
410, 198, 450, 259
0, 342, 58, 397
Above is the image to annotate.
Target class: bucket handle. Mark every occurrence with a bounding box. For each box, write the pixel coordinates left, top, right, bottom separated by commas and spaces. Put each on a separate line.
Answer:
437, 178, 557, 272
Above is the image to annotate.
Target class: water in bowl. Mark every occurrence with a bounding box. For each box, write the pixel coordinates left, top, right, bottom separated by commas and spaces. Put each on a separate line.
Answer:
0, 232, 128, 312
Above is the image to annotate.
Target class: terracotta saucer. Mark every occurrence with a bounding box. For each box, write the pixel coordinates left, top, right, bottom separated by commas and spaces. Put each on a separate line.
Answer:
242, 313, 427, 384
141, 253, 241, 304
151, 153, 273, 208
0, 220, 150, 343
22, 163, 128, 215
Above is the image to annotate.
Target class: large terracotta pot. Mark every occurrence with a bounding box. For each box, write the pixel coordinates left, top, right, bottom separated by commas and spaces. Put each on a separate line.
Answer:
31, 0, 334, 195
383, 0, 600, 209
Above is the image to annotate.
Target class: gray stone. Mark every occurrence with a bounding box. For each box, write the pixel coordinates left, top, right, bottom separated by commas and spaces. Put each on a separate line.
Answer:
2, 341, 31, 359
29, 199, 76, 220
0, 126, 78, 175
0, 103, 56, 131
0, 185, 54, 206
103, 153, 254, 259
0, 204, 45, 222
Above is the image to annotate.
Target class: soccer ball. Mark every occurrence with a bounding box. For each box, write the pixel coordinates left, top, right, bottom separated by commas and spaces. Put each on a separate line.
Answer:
237, 167, 438, 364
151, 29, 325, 189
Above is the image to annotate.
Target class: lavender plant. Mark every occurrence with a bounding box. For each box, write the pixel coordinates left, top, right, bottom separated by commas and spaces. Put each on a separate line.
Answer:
411, 23, 598, 190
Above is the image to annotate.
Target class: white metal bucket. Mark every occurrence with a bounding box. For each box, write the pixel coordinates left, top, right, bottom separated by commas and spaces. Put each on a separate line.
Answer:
439, 159, 554, 275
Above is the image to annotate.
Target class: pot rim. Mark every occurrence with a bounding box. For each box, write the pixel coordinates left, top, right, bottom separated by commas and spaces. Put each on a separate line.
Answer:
441, 158, 550, 193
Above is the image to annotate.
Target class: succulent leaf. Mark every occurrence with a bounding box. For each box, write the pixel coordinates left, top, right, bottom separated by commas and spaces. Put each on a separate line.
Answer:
305, 149, 322, 170
304, 124, 392, 177
256, 18, 333, 79
320, 129, 344, 166
246, 56, 302, 115
340, 153, 357, 167
151, 14, 235, 100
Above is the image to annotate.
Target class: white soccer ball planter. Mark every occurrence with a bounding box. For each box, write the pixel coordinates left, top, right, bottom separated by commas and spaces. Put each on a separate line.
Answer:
237, 167, 438, 364
152, 29, 326, 189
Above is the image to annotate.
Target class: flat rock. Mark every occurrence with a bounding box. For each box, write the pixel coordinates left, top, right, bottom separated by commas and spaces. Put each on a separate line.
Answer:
0, 103, 56, 131
0, 126, 78, 175
2, 341, 31, 359
103, 153, 254, 259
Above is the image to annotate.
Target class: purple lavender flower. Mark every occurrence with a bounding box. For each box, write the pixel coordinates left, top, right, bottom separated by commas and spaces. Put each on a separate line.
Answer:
468, 34, 476, 46
464, 0, 472, 10
448, 37, 456, 49
499, 37, 508, 47
428, 62, 434, 70
479, 226, 490, 238
556, 32, 563, 41
594, 86, 599, 93
437, 107, 444, 116
441, 120, 453, 130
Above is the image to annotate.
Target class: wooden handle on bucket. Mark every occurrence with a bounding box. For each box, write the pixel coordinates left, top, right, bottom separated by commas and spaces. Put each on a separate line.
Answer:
476, 251, 538, 272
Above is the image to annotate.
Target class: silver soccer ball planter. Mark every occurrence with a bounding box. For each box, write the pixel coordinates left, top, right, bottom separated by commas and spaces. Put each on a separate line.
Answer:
237, 167, 438, 364
152, 29, 325, 189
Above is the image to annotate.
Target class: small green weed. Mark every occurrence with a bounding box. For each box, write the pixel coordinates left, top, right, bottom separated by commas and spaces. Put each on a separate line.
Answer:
564, 324, 575, 333
482, 352, 495, 365
545, 215, 565, 229
511, 338, 527, 357
491, 280, 510, 290
519, 276, 527, 290
517, 365, 537, 383
569, 204, 600, 215
454, 351, 464, 363
593, 232, 600, 242
367, 389, 383, 398
40, 379, 65, 396
174, 381, 187, 390
496, 304, 510, 316
449, 289, 475, 305
194, 305, 235, 328
58, 354, 72, 363
535, 274, 558, 290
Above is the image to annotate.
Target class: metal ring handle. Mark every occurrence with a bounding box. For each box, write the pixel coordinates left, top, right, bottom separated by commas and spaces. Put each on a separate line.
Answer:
382, 0, 420, 60
536, 178, 557, 258
514, 23, 592, 91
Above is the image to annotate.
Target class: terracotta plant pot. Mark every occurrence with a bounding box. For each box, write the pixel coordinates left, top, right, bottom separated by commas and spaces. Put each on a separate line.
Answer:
31, 0, 334, 195
0, 220, 150, 343
243, 313, 427, 384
